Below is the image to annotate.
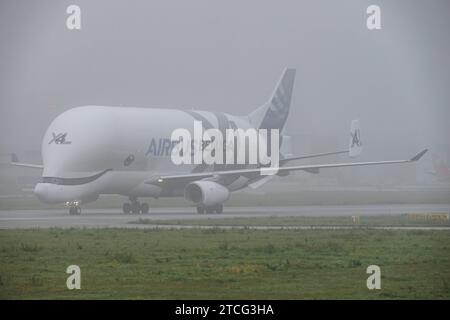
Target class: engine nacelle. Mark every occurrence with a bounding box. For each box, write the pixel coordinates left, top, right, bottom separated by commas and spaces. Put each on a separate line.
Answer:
184, 181, 230, 207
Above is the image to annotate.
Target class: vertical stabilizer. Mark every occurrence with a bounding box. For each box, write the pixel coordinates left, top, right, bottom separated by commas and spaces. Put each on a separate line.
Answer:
248, 68, 296, 132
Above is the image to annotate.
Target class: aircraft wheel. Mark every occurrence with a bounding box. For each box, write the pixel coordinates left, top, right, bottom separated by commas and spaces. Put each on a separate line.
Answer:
196, 206, 205, 214
140, 203, 149, 214
215, 204, 223, 214
69, 206, 81, 215
131, 201, 141, 214
123, 203, 131, 214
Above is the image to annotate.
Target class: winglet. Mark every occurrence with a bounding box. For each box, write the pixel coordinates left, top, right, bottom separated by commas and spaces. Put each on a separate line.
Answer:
410, 149, 428, 162
349, 120, 362, 158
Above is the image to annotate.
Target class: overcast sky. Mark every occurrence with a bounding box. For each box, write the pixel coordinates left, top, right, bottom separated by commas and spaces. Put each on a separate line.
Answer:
1, 0, 449, 164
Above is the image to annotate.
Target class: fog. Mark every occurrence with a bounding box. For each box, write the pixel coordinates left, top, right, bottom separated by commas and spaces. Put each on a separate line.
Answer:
1, 0, 450, 194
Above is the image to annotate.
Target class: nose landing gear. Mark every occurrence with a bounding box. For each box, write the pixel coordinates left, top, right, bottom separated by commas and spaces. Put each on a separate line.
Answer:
123, 198, 149, 214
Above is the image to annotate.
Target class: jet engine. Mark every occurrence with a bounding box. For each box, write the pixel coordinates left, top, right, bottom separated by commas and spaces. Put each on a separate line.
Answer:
184, 181, 230, 207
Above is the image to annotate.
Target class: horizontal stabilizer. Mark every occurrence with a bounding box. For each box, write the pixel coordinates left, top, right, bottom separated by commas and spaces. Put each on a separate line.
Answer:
10, 153, 44, 169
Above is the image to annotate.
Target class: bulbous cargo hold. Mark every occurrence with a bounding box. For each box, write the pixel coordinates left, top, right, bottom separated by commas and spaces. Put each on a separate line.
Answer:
41, 106, 118, 178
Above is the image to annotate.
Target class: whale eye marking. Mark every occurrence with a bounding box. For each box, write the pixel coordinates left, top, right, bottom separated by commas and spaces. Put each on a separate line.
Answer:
124, 154, 135, 166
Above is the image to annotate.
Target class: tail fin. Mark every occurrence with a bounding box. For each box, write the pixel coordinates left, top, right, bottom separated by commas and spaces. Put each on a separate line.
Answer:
248, 68, 296, 132
349, 119, 362, 158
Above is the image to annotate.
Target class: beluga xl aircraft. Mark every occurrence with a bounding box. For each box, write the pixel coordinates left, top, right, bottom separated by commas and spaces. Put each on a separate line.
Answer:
11, 68, 427, 215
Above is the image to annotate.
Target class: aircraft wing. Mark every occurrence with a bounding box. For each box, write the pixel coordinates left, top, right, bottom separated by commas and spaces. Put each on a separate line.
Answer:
280, 150, 348, 165
146, 149, 428, 185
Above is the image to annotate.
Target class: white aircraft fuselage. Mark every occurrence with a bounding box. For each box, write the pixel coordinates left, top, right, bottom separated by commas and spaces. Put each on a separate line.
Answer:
34, 105, 254, 204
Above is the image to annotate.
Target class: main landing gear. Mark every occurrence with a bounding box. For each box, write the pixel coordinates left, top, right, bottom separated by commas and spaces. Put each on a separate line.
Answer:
123, 198, 149, 214
66, 201, 81, 215
196, 204, 223, 214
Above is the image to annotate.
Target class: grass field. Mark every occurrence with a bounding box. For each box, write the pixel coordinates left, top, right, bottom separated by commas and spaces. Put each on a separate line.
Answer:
131, 214, 450, 227
1, 228, 449, 299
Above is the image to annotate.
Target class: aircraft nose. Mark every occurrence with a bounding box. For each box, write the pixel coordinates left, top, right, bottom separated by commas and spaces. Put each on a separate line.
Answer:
34, 183, 49, 202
